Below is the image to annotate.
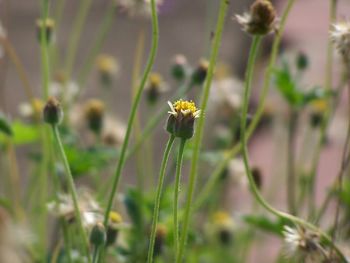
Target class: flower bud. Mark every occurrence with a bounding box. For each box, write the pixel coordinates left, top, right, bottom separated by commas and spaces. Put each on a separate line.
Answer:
145, 73, 168, 105
36, 18, 55, 43
90, 223, 106, 247
191, 59, 209, 86
166, 100, 201, 140
84, 99, 105, 135
296, 51, 309, 71
171, 54, 187, 82
212, 211, 234, 246
309, 99, 327, 128
43, 97, 63, 125
95, 54, 119, 87
106, 211, 122, 246
154, 224, 167, 257
236, 0, 276, 36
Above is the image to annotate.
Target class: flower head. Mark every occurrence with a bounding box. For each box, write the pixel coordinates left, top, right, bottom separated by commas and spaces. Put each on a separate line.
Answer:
235, 0, 277, 35
283, 225, 325, 261
115, 0, 163, 19
43, 97, 63, 125
166, 100, 200, 139
145, 72, 169, 105
331, 21, 350, 66
171, 54, 188, 81
47, 189, 102, 229
191, 59, 209, 85
84, 99, 105, 135
95, 54, 119, 86
106, 211, 123, 246
36, 18, 55, 43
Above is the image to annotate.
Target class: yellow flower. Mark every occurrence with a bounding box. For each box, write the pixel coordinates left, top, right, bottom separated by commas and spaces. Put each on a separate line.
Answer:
168, 100, 200, 118
167, 100, 200, 139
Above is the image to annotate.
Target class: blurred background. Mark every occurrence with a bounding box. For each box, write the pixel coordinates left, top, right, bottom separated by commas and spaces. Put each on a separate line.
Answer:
1, 0, 350, 262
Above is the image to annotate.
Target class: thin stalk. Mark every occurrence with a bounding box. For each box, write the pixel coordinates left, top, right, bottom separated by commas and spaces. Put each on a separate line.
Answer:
51, 125, 91, 262
64, 0, 92, 80
239, 36, 347, 263
102, 0, 159, 227
38, 1, 51, 259
193, 0, 297, 214
0, 37, 35, 103
176, 1, 229, 262
77, 3, 116, 90
40, 0, 50, 99
308, 0, 338, 218
146, 135, 176, 263
287, 109, 298, 215
174, 139, 186, 257
61, 220, 73, 263
132, 27, 146, 194
92, 246, 100, 263
331, 82, 350, 249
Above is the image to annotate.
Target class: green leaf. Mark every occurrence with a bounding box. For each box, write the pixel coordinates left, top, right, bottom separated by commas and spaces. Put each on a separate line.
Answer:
0, 120, 39, 144
242, 214, 289, 236
0, 113, 13, 136
64, 145, 118, 177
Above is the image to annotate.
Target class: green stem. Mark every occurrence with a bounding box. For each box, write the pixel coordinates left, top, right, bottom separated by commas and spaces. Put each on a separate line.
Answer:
176, 1, 229, 262
287, 109, 298, 215
64, 0, 92, 79
307, 0, 338, 219
51, 125, 91, 262
193, 0, 297, 214
147, 135, 176, 263
40, 0, 50, 99
77, 2, 116, 90
174, 139, 186, 258
61, 220, 73, 263
103, 0, 159, 227
237, 21, 347, 263
92, 246, 100, 263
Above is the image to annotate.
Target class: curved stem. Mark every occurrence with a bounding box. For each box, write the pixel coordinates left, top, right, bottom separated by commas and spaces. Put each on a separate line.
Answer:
174, 139, 186, 258
147, 135, 175, 263
239, 37, 347, 262
103, 0, 159, 226
176, 1, 229, 262
308, 0, 338, 218
193, 0, 297, 214
51, 125, 91, 262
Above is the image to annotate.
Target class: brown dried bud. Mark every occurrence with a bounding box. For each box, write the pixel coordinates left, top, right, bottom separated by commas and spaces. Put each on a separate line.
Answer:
236, 0, 276, 35
84, 99, 105, 135
43, 97, 63, 125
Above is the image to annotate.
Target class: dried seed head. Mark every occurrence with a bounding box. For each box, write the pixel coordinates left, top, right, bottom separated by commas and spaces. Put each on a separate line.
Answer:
236, 0, 277, 35
330, 21, 350, 67
43, 97, 63, 125
84, 99, 105, 135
